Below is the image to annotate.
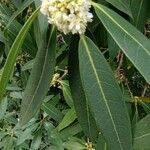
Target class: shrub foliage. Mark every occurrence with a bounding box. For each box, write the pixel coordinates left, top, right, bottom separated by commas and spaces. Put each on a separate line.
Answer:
0, 0, 150, 149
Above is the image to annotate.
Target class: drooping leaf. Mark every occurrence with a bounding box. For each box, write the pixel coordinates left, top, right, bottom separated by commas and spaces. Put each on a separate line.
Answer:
20, 26, 57, 126
33, 0, 49, 52
131, 0, 150, 31
93, 2, 150, 84
105, 0, 132, 18
0, 8, 39, 101
0, 4, 37, 56
5, 0, 35, 29
79, 35, 132, 150
69, 35, 98, 141
133, 114, 150, 150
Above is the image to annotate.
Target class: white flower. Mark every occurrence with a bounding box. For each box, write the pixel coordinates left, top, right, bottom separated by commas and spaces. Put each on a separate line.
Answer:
40, 0, 93, 34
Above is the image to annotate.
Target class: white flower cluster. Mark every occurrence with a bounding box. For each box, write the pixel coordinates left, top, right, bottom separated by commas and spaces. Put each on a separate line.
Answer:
40, 0, 93, 34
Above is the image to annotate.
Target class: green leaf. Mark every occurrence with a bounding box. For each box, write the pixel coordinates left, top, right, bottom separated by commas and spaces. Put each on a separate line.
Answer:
105, 0, 132, 18
10, 91, 23, 99
34, 0, 49, 42
96, 133, 109, 150
133, 114, 150, 150
60, 123, 82, 139
0, 31, 6, 43
69, 35, 98, 141
42, 102, 63, 122
30, 130, 42, 150
5, 0, 35, 29
64, 137, 86, 150
79, 35, 132, 150
17, 128, 33, 145
3, 137, 13, 150
135, 97, 150, 114
107, 33, 120, 60
16, 121, 39, 145
60, 80, 74, 107
93, 3, 150, 84
131, 0, 150, 31
0, 5, 37, 56
0, 97, 7, 119
0, 4, 12, 16
21, 59, 35, 71
20, 26, 57, 126
0, 131, 7, 142
57, 108, 76, 131
141, 102, 150, 114
0, 8, 39, 101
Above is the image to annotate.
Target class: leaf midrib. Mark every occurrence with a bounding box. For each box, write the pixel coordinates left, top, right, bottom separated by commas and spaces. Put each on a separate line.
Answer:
134, 0, 144, 27
134, 132, 150, 140
42, 103, 59, 120
86, 97, 92, 138
81, 37, 123, 150
6, 0, 35, 29
21, 27, 55, 122
107, 0, 130, 11
0, 9, 39, 100
93, 3, 150, 56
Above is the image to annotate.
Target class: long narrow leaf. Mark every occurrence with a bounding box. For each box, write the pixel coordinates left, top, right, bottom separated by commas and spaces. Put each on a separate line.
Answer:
133, 114, 150, 150
5, 0, 35, 29
69, 35, 98, 141
93, 3, 150, 84
131, 0, 150, 31
57, 108, 76, 131
0, 8, 39, 101
79, 35, 132, 150
34, 0, 49, 48
20, 26, 57, 126
60, 80, 74, 108
105, 0, 132, 18
0, 13, 37, 56
42, 102, 63, 122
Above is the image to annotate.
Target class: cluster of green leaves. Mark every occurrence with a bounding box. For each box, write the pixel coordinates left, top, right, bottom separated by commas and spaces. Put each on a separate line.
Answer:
0, 0, 150, 149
